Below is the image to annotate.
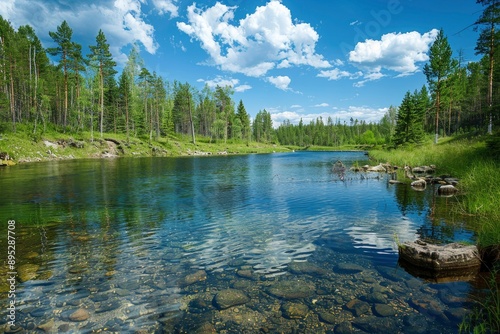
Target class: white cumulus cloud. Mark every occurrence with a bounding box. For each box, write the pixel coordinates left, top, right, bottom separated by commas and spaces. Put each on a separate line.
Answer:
177, 0, 331, 77
349, 29, 439, 85
235, 84, 252, 93
354, 72, 387, 87
151, 0, 178, 17
198, 76, 252, 92
268, 76, 291, 90
270, 106, 389, 128
0, 0, 179, 62
318, 68, 361, 81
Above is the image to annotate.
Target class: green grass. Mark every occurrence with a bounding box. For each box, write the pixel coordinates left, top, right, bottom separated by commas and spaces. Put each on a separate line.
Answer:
459, 271, 500, 334
0, 125, 293, 164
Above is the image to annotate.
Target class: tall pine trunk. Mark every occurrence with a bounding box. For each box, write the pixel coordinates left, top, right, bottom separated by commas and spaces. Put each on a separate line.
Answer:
9, 57, 15, 132
435, 90, 440, 144
488, 23, 494, 134
100, 64, 104, 138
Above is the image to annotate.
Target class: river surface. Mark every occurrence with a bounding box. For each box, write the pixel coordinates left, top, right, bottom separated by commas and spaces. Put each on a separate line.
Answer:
0, 152, 483, 333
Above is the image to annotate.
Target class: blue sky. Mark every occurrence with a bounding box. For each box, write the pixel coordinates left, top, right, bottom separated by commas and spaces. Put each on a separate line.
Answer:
1, 0, 483, 126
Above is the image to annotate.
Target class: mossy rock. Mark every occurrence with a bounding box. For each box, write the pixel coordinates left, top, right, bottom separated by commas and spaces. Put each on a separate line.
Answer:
0, 159, 16, 166
18, 263, 40, 282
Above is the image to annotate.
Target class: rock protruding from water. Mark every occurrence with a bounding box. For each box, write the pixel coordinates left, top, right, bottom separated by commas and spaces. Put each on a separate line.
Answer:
332, 160, 346, 173
437, 184, 458, 196
213, 289, 250, 310
398, 240, 481, 275
410, 179, 427, 191
366, 164, 386, 172
412, 166, 435, 174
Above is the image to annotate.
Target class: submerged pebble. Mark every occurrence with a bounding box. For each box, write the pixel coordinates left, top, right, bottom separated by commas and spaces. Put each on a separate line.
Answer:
68, 308, 90, 322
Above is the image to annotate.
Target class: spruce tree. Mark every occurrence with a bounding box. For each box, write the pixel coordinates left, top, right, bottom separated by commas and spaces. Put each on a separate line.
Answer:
393, 90, 425, 146
236, 100, 250, 142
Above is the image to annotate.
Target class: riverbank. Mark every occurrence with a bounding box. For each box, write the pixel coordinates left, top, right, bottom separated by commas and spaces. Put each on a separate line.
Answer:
0, 128, 374, 166
369, 135, 500, 251
369, 136, 500, 333
0, 128, 294, 165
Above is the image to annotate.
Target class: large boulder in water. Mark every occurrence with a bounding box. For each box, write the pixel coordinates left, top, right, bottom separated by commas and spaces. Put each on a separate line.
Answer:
398, 240, 481, 280
410, 179, 427, 191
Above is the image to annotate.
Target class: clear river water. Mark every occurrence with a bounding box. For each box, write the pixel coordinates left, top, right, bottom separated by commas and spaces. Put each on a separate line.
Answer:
0, 152, 485, 333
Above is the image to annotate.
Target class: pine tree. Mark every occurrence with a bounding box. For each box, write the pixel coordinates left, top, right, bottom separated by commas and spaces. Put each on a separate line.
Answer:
416, 85, 431, 137
152, 73, 166, 141
138, 67, 157, 142
424, 29, 453, 144
214, 85, 234, 143
118, 71, 131, 141
172, 82, 195, 143
475, 0, 500, 133
68, 42, 85, 130
88, 29, 116, 138
123, 45, 144, 136
47, 20, 74, 128
197, 84, 216, 138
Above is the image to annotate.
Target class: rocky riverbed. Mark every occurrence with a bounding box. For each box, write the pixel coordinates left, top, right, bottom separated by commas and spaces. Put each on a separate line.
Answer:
0, 238, 477, 334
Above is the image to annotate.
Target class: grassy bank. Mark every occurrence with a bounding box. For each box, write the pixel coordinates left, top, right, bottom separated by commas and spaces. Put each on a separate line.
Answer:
0, 124, 293, 164
370, 135, 500, 333
369, 135, 500, 249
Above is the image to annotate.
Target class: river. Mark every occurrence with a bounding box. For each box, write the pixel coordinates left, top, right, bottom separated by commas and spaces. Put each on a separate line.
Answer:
0, 152, 481, 333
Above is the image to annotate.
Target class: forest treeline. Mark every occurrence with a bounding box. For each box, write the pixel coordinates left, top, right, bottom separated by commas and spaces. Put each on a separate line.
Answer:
0, 17, 258, 144
0, 0, 498, 148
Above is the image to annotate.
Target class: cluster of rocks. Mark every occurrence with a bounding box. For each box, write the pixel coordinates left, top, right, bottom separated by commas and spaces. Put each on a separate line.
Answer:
3, 246, 476, 334
350, 163, 398, 173
186, 149, 212, 156
353, 162, 461, 196
166, 254, 473, 333
185, 150, 229, 156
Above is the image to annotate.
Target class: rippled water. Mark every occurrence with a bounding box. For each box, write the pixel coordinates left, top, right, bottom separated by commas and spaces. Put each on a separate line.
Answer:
0, 152, 482, 333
